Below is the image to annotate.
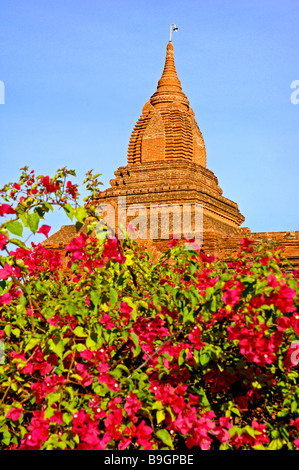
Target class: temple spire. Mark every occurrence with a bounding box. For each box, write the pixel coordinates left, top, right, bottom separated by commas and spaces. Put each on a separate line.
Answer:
150, 40, 189, 108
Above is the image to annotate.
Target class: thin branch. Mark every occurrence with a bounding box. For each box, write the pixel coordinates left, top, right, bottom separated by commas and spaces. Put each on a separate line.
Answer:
127, 331, 180, 379
28, 294, 35, 333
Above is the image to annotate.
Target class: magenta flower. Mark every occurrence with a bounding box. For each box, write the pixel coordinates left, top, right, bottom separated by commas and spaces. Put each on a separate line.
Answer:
222, 288, 240, 307
0, 293, 12, 305
135, 420, 153, 450
0, 233, 8, 250
0, 203, 16, 216
37, 224, 51, 238
124, 392, 142, 422
6, 407, 23, 421
0, 263, 14, 280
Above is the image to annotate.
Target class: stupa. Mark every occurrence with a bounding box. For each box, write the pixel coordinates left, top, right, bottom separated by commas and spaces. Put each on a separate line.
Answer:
93, 38, 245, 250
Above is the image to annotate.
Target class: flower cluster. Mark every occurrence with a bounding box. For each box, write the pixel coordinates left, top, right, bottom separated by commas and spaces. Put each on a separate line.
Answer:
1, 171, 299, 451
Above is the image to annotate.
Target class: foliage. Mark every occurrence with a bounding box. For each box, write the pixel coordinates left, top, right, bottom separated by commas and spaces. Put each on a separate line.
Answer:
0, 168, 299, 450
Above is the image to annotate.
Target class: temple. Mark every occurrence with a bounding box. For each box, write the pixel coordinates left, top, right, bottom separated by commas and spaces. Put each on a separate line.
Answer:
44, 39, 299, 266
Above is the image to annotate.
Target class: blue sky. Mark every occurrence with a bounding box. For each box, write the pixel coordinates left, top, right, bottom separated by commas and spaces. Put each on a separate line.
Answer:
0, 0, 298, 243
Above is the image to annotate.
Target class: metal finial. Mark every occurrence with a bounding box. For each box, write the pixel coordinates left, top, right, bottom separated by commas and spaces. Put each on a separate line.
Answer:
169, 24, 178, 42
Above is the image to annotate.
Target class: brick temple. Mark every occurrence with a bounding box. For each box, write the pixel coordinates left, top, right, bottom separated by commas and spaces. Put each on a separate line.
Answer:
45, 40, 299, 267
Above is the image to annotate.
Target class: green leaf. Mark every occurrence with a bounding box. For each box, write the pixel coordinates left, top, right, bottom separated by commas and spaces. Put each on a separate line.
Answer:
231, 407, 241, 417
9, 238, 27, 249
43, 201, 54, 212
115, 364, 130, 376
109, 287, 118, 307
178, 349, 188, 366
268, 438, 284, 450
199, 348, 211, 367
130, 332, 141, 357
63, 203, 74, 221
4, 324, 12, 336
210, 296, 217, 312
291, 401, 297, 413
244, 425, 256, 438
156, 429, 173, 449
2, 430, 11, 446
156, 409, 165, 424
85, 334, 98, 350
152, 401, 164, 411
49, 338, 65, 359
75, 206, 87, 224
6, 220, 23, 237
189, 261, 197, 275
205, 286, 214, 300
90, 290, 100, 307
27, 212, 39, 233
25, 337, 41, 353
73, 326, 88, 337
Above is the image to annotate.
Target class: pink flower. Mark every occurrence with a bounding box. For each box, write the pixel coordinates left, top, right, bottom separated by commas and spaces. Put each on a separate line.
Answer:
119, 302, 132, 325
0, 233, 8, 250
185, 238, 200, 251
167, 236, 179, 248
219, 416, 232, 429
102, 237, 126, 264
31, 375, 65, 404
124, 392, 142, 422
65, 181, 78, 199
222, 288, 240, 307
188, 325, 204, 350
40, 175, 60, 193
277, 316, 291, 332
50, 410, 64, 424
6, 407, 23, 421
0, 293, 12, 305
135, 420, 153, 450
0, 263, 14, 280
251, 420, 269, 446
37, 224, 51, 238
80, 349, 94, 362
99, 313, 115, 330
240, 238, 255, 250
173, 407, 197, 435
267, 274, 278, 289
127, 223, 136, 233
291, 417, 299, 431
185, 412, 216, 450
75, 363, 94, 387
104, 408, 123, 440
200, 252, 215, 263
19, 410, 49, 449
273, 285, 296, 313
260, 256, 269, 266
294, 439, 299, 450
0, 204, 16, 216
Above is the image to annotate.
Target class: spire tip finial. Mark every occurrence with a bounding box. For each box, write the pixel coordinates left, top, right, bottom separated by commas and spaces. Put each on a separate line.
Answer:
169, 24, 178, 42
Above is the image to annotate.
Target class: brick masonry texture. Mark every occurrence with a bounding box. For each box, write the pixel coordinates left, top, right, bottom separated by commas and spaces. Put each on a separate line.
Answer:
44, 40, 299, 267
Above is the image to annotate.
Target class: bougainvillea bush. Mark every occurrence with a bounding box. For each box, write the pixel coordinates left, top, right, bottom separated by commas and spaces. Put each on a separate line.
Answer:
0, 167, 299, 450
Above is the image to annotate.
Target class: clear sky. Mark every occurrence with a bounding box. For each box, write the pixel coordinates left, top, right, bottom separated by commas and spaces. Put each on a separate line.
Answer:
0, 0, 298, 242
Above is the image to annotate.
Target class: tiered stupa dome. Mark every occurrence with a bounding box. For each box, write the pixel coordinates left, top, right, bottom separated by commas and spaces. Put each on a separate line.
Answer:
127, 41, 207, 167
